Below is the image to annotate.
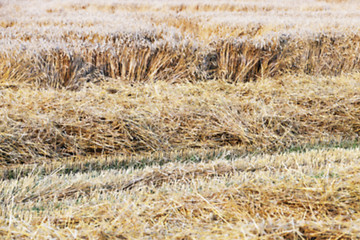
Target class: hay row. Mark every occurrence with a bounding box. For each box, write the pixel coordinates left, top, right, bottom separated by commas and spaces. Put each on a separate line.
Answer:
1, 75, 359, 164
1, 32, 360, 88
2, 0, 360, 87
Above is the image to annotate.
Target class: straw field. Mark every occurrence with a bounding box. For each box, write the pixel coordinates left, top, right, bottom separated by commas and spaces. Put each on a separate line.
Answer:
1, 0, 360, 239
1, 148, 360, 239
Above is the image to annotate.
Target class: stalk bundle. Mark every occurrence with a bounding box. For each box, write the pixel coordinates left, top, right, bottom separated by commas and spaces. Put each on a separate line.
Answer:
1, 0, 360, 88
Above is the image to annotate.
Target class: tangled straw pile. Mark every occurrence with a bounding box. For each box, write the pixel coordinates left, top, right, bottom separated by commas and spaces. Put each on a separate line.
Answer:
1, 74, 360, 164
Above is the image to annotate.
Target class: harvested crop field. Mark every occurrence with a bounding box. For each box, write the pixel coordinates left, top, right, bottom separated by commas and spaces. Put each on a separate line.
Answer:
1, 0, 360, 239
1, 148, 360, 239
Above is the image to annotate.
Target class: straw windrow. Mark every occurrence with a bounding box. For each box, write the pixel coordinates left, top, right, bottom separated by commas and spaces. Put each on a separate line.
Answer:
1, 0, 360, 239
1, 76, 360, 164
2, 0, 360, 88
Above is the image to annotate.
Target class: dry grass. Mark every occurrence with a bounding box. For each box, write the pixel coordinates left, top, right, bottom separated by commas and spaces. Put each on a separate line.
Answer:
1, 148, 360, 239
2, 0, 360, 238
2, 0, 360, 87
1, 74, 360, 164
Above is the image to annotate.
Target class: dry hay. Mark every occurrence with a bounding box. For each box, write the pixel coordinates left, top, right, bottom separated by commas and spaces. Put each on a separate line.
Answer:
2, 30, 360, 89
2, 0, 360, 88
1, 1, 360, 164
0, 74, 359, 164
1, 1, 360, 238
